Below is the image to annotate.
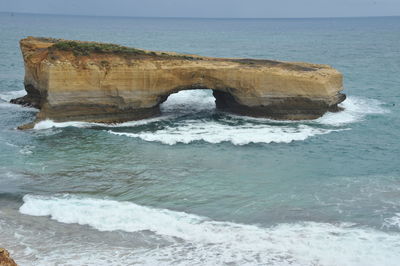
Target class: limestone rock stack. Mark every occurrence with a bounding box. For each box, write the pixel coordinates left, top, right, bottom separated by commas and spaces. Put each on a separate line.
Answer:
12, 37, 346, 129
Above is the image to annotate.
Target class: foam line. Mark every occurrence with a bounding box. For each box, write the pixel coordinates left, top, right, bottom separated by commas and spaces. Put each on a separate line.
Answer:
19, 194, 400, 266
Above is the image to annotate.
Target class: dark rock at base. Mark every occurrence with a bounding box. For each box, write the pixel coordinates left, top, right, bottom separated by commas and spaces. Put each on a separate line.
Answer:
10, 84, 43, 109
10, 95, 40, 108
213, 90, 346, 120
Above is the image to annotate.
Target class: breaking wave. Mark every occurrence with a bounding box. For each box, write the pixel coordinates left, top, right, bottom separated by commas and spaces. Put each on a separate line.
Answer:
105, 91, 386, 145
33, 116, 171, 130
29, 90, 388, 145
316, 96, 389, 126
108, 124, 342, 145
384, 213, 400, 229
18, 194, 400, 266
0, 89, 26, 102
0, 90, 32, 109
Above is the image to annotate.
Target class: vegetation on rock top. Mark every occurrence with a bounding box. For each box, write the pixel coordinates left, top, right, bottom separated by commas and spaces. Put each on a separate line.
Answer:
47, 39, 199, 60
52, 41, 147, 57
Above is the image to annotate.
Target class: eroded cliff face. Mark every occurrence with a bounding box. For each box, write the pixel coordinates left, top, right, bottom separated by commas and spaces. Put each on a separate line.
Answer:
12, 37, 346, 128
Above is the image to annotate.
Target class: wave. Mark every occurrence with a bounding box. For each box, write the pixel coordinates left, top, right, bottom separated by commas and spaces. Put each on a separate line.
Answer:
0, 90, 37, 111
224, 95, 389, 127
29, 90, 388, 145
18, 145, 34, 155
0, 89, 26, 102
19, 194, 400, 266
316, 96, 389, 126
33, 116, 172, 130
108, 124, 343, 145
384, 213, 400, 229
159, 90, 389, 127
161, 89, 216, 113
31, 90, 212, 130
105, 92, 387, 145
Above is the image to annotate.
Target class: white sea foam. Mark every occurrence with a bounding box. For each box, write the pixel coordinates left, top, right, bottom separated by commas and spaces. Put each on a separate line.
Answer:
106, 92, 387, 145
384, 213, 400, 229
31, 90, 388, 145
33, 116, 171, 130
161, 90, 389, 127
33, 120, 96, 130
161, 89, 216, 112
18, 194, 400, 266
108, 124, 342, 145
0, 90, 37, 110
225, 96, 389, 127
0, 102, 37, 110
316, 96, 389, 126
32, 90, 212, 130
0, 89, 26, 102
19, 146, 34, 155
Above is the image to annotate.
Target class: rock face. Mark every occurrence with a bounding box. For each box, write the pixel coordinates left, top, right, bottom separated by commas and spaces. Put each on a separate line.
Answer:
13, 37, 345, 128
0, 248, 17, 266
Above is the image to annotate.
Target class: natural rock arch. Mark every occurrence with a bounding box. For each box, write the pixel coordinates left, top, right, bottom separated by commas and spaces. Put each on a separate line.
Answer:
12, 37, 346, 129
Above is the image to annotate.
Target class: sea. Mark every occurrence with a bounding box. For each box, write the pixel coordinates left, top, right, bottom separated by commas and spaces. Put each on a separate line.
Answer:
0, 13, 399, 266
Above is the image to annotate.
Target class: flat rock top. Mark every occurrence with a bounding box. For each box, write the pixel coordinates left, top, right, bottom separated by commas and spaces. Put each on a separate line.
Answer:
21, 36, 332, 73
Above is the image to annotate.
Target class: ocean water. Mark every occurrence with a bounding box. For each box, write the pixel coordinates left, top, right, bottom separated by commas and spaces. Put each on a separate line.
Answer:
0, 13, 400, 265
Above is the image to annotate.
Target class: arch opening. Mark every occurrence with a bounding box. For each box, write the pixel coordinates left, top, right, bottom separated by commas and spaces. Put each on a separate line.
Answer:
158, 86, 259, 119
159, 89, 217, 117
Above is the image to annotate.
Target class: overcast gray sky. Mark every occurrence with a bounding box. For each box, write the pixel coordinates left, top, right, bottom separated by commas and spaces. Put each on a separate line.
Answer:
1, 0, 399, 18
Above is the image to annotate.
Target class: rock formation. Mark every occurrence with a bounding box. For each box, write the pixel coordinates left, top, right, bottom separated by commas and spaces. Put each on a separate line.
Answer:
12, 37, 345, 129
0, 248, 17, 266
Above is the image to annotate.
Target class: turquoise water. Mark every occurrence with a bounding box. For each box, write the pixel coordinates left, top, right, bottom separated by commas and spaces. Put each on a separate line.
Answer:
0, 13, 400, 265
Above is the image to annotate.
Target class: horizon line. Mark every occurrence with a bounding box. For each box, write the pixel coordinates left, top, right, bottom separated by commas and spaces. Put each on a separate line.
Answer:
1, 11, 400, 20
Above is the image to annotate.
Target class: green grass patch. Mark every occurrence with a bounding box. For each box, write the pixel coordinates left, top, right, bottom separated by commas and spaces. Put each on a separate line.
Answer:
52, 41, 147, 57
47, 38, 201, 60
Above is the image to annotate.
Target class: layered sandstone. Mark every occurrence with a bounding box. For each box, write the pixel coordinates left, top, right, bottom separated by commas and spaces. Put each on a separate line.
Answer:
12, 37, 345, 128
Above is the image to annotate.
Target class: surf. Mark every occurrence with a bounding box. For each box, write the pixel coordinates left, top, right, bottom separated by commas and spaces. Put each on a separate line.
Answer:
7, 89, 389, 145
18, 194, 400, 266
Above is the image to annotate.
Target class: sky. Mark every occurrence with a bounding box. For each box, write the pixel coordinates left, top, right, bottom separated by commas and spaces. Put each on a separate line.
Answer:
0, 0, 399, 18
